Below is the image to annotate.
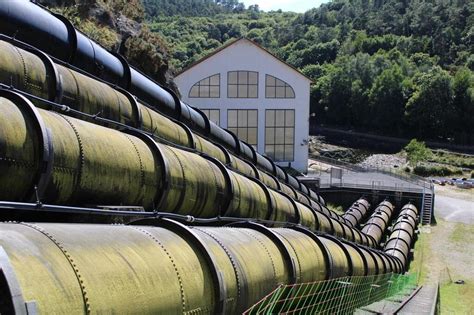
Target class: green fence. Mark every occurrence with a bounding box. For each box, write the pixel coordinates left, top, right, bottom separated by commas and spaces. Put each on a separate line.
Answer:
244, 273, 418, 314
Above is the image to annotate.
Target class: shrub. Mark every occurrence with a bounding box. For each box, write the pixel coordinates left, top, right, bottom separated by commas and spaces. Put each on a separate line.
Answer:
413, 165, 463, 177
404, 139, 432, 166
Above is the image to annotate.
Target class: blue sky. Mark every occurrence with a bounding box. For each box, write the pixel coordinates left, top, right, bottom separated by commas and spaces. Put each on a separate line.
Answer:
241, 0, 329, 12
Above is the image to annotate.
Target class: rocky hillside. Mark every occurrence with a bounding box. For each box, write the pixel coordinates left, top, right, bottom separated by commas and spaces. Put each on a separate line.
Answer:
39, 0, 177, 91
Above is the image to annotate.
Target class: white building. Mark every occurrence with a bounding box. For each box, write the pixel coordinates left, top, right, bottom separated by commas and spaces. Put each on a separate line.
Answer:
175, 38, 311, 172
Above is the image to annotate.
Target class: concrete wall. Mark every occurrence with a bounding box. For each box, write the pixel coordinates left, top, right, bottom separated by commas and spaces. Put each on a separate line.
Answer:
175, 39, 311, 172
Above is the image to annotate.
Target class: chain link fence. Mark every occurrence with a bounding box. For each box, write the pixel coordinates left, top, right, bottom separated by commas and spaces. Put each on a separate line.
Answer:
244, 273, 417, 314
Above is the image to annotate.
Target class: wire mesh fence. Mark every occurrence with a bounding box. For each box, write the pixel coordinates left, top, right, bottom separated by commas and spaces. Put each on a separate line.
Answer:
244, 273, 417, 314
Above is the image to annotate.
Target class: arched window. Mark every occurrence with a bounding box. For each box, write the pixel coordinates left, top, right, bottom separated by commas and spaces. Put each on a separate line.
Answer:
189, 74, 220, 98
265, 75, 295, 99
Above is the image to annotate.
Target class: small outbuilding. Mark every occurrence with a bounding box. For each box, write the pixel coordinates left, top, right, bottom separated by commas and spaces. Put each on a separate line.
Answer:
175, 38, 311, 172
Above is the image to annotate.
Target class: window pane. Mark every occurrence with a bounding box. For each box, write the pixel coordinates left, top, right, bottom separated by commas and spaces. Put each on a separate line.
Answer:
227, 127, 237, 135
276, 86, 285, 98
248, 111, 258, 127
266, 86, 275, 98
210, 86, 219, 98
276, 78, 285, 87
189, 86, 199, 97
228, 110, 237, 127
237, 128, 247, 141
275, 110, 285, 126
266, 75, 276, 86
228, 72, 237, 84
228, 85, 237, 98
285, 110, 295, 126
266, 110, 275, 127
285, 128, 294, 144
286, 86, 295, 98
284, 145, 294, 161
275, 128, 284, 144
210, 74, 220, 85
211, 110, 220, 125
201, 77, 210, 85
238, 110, 247, 127
265, 145, 275, 158
199, 85, 210, 97
275, 145, 284, 161
248, 72, 258, 84
248, 85, 258, 98
248, 128, 257, 145
265, 127, 274, 144
238, 85, 247, 98
238, 71, 248, 84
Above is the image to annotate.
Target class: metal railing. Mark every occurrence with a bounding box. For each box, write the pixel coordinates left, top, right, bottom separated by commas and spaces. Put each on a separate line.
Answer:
244, 273, 418, 315
308, 155, 434, 193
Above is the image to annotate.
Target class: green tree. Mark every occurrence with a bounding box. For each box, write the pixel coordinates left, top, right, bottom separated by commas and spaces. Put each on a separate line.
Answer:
368, 65, 407, 133
405, 67, 454, 139
451, 68, 474, 144
404, 139, 432, 166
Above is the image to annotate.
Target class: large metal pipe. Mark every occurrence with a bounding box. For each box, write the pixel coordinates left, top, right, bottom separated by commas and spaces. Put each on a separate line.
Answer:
0, 220, 400, 314
0, 4, 323, 207
361, 200, 395, 246
342, 197, 371, 228
2, 91, 375, 245
0, 38, 340, 223
384, 203, 419, 270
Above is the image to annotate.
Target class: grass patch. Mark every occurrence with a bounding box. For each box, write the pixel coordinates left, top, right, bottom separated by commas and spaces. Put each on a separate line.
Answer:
429, 150, 474, 169
408, 231, 427, 283
449, 223, 474, 244
440, 281, 474, 314
416, 221, 474, 313
413, 165, 463, 177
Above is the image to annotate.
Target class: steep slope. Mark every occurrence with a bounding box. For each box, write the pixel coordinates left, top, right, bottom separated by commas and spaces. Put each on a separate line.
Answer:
39, 0, 177, 91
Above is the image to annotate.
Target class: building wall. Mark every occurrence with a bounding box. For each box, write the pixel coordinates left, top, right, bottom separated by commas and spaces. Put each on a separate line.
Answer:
175, 39, 310, 172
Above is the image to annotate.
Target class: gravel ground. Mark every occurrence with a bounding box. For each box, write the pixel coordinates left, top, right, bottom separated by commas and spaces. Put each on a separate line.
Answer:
357, 154, 408, 169
419, 185, 474, 313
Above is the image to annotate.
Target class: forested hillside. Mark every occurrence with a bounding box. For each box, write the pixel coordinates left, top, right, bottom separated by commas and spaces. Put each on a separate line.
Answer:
146, 0, 473, 145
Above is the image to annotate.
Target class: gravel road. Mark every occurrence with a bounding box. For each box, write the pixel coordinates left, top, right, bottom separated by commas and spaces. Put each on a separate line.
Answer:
434, 185, 474, 224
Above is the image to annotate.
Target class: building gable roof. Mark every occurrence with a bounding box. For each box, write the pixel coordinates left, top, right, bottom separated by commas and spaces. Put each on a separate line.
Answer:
175, 38, 312, 82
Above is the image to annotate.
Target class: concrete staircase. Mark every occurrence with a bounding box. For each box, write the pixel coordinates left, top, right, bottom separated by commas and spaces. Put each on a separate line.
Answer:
398, 285, 439, 314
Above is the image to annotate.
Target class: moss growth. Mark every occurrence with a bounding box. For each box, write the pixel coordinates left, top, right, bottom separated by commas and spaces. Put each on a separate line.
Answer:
326, 203, 344, 215
80, 20, 119, 49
